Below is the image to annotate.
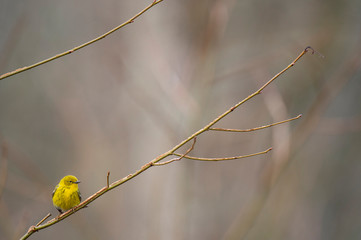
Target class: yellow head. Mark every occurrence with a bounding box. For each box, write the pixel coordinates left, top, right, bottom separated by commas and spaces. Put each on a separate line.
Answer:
59, 175, 81, 187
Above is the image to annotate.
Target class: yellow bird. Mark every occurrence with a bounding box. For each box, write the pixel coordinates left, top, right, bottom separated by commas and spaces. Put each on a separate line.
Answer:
52, 175, 82, 214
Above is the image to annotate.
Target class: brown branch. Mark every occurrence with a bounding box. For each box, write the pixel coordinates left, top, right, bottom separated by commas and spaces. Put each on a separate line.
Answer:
210, 114, 302, 132
19, 47, 312, 239
107, 172, 110, 189
0, 0, 164, 81
173, 147, 273, 161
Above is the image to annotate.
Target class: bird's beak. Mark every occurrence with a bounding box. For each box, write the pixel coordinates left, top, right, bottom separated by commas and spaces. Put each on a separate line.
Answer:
75, 181, 81, 184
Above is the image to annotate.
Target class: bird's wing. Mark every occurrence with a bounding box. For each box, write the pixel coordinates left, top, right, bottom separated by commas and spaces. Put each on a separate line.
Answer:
77, 189, 82, 202
52, 184, 59, 198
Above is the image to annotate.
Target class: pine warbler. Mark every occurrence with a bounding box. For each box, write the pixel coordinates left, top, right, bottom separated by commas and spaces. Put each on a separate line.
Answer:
52, 175, 82, 214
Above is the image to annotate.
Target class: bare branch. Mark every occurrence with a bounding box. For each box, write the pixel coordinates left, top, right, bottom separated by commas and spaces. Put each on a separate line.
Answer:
19, 47, 313, 239
210, 114, 302, 132
173, 147, 272, 161
0, 0, 164, 81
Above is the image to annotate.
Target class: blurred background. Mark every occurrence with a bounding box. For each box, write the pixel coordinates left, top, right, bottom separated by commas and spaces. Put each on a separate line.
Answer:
1, 0, 361, 239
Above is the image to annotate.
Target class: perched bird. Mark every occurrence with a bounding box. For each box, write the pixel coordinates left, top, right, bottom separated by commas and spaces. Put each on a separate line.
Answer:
52, 175, 82, 214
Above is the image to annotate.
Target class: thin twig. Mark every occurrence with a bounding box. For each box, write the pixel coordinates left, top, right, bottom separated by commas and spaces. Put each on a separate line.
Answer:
152, 137, 197, 166
35, 213, 51, 227
107, 172, 110, 189
0, 0, 164, 81
210, 114, 302, 132
173, 147, 272, 161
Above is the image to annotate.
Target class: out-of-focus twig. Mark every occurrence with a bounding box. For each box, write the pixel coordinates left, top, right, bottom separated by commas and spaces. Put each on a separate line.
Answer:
0, 14, 26, 74
293, 46, 361, 149
0, 0, 164, 81
0, 142, 9, 200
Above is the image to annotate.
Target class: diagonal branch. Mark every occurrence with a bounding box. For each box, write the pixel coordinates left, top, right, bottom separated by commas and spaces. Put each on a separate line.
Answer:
0, 0, 164, 81
20, 47, 313, 240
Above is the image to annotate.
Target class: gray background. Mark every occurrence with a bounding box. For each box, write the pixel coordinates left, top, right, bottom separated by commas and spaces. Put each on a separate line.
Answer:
1, 0, 361, 239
